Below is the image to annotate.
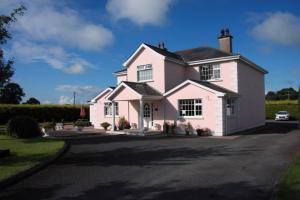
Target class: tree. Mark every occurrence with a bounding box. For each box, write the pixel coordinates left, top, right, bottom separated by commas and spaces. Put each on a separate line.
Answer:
0, 5, 26, 44
25, 97, 40, 104
0, 83, 25, 104
0, 5, 26, 104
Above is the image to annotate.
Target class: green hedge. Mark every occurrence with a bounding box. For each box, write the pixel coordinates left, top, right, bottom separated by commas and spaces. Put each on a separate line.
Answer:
266, 104, 299, 120
0, 104, 89, 124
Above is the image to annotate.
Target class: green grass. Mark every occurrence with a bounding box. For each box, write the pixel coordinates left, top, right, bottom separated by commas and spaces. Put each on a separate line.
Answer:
277, 156, 300, 200
266, 100, 298, 105
0, 135, 64, 181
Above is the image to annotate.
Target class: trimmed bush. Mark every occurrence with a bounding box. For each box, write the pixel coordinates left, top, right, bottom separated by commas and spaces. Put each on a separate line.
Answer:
7, 116, 42, 138
0, 104, 89, 124
101, 122, 110, 130
266, 104, 299, 120
74, 119, 91, 127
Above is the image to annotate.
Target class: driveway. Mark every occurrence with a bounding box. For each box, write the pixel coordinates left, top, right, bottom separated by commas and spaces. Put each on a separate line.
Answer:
1, 121, 299, 200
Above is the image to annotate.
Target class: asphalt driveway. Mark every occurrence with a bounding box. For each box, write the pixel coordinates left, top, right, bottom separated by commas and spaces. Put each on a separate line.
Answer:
1, 121, 300, 200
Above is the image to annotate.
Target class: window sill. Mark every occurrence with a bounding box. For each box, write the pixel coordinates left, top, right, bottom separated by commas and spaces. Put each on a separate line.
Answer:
137, 79, 154, 83
201, 79, 223, 82
178, 116, 204, 120
104, 115, 120, 118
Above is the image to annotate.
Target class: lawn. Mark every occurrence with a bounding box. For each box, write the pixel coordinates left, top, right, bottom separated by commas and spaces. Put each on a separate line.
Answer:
277, 156, 300, 200
0, 135, 64, 181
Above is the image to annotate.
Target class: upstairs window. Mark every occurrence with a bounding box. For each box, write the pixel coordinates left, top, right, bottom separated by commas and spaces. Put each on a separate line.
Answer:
137, 64, 152, 81
200, 64, 220, 80
104, 102, 119, 116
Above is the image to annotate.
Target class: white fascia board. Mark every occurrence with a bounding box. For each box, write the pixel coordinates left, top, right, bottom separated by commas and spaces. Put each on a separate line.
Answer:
113, 71, 128, 76
163, 80, 225, 97
186, 55, 240, 66
106, 82, 142, 100
91, 88, 113, 103
239, 56, 268, 74
123, 43, 166, 67
164, 57, 186, 65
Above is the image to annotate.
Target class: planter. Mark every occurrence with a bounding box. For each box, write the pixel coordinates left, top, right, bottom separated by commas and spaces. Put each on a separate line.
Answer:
74, 126, 83, 131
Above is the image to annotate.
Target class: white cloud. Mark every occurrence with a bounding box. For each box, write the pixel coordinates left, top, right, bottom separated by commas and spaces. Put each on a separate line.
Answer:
1, 0, 114, 51
10, 41, 93, 74
42, 100, 52, 104
58, 96, 73, 105
56, 85, 101, 97
106, 0, 173, 26
250, 12, 300, 47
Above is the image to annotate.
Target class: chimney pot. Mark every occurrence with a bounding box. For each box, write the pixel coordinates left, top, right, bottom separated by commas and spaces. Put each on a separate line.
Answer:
218, 28, 233, 53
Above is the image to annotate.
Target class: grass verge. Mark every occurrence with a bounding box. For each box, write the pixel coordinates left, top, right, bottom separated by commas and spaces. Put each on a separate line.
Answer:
0, 135, 64, 181
277, 156, 300, 200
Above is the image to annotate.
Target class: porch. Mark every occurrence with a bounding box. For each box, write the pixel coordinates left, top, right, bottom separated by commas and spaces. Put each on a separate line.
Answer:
106, 81, 164, 132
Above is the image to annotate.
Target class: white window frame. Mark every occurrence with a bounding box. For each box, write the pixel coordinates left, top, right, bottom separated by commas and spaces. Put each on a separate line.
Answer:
226, 98, 235, 116
137, 64, 153, 82
104, 102, 119, 117
200, 64, 221, 81
178, 99, 203, 118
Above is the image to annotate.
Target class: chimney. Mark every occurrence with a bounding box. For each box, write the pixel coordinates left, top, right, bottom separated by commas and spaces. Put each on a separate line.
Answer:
157, 42, 167, 50
218, 28, 233, 53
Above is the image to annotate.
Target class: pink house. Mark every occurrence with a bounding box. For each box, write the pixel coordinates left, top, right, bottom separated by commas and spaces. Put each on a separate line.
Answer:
90, 29, 268, 136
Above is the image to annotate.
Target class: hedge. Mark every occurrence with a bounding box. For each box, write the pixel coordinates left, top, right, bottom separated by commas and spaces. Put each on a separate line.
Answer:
0, 104, 89, 124
266, 104, 299, 120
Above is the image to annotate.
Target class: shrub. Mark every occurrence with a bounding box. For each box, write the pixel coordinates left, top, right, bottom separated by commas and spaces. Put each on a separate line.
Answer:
7, 116, 42, 138
101, 122, 111, 130
118, 117, 131, 130
0, 104, 89, 124
74, 119, 91, 127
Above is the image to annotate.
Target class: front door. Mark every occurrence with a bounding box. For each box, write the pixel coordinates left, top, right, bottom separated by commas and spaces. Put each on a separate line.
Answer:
143, 103, 152, 130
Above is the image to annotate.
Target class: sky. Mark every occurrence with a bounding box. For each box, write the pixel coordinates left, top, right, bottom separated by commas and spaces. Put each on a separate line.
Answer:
1, 0, 300, 104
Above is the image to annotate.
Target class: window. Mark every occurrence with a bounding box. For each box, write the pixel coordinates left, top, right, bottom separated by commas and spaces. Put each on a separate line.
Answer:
226, 99, 235, 116
104, 102, 119, 116
137, 64, 152, 81
200, 64, 220, 80
178, 99, 202, 117
143, 103, 150, 117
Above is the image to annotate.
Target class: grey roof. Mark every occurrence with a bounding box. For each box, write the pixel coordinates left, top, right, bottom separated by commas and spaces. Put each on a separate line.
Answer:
144, 43, 183, 60
114, 68, 127, 74
145, 43, 237, 62
190, 79, 237, 95
122, 81, 162, 96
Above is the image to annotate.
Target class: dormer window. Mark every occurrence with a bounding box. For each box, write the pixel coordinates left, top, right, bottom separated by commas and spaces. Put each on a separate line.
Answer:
200, 64, 220, 81
137, 64, 152, 82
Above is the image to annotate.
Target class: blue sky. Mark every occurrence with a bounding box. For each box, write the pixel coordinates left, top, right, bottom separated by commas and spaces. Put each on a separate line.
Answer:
1, 0, 300, 104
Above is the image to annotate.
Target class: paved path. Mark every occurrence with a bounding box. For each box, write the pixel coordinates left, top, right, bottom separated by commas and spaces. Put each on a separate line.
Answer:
1, 122, 299, 200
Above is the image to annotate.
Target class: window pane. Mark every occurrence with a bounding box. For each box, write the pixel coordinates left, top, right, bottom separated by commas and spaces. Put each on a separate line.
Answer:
178, 99, 202, 117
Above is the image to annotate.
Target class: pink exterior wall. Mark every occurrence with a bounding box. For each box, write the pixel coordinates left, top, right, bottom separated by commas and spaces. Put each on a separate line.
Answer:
186, 61, 238, 92
237, 61, 265, 130
116, 74, 127, 84
164, 60, 186, 91
126, 47, 166, 93
164, 83, 220, 135
110, 86, 140, 101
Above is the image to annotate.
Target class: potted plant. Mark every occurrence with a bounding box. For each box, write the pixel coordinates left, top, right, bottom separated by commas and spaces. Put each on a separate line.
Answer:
170, 122, 177, 134
185, 122, 193, 136
74, 119, 91, 131
196, 128, 203, 136
202, 128, 212, 136
118, 117, 131, 130
163, 122, 170, 134
101, 122, 111, 131
41, 121, 55, 136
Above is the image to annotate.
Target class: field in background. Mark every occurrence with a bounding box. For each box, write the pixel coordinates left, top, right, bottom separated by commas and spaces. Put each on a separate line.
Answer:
266, 100, 299, 120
